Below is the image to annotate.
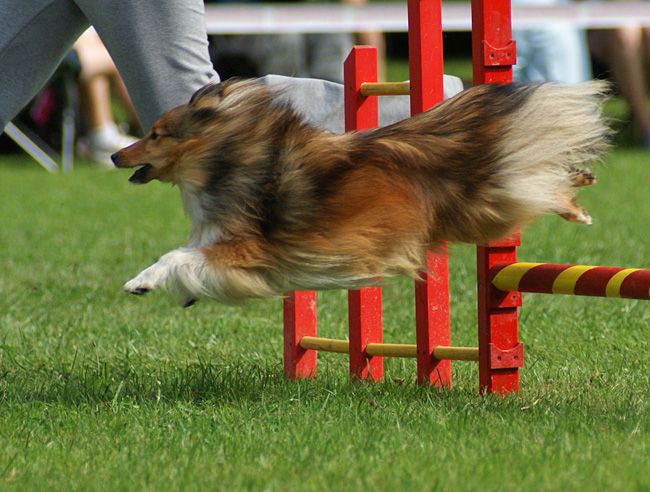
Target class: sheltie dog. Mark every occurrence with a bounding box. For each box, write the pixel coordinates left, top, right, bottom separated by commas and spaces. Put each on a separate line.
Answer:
112, 78, 610, 306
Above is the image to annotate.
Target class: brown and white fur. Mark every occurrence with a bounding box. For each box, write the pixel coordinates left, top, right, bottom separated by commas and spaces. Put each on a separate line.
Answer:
112, 79, 610, 306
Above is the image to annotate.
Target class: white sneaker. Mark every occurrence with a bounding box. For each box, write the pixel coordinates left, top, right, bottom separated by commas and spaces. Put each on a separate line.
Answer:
88, 123, 138, 169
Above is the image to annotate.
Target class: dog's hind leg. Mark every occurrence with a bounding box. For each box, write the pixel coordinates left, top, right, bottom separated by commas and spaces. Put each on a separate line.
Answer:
557, 198, 593, 224
570, 167, 598, 187
555, 168, 598, 224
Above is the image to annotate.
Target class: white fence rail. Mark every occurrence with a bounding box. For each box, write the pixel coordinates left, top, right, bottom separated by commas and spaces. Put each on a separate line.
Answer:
205, 2, 650, 34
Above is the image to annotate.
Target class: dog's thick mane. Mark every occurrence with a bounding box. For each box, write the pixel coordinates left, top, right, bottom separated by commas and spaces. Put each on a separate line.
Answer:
181, 81, 345, 242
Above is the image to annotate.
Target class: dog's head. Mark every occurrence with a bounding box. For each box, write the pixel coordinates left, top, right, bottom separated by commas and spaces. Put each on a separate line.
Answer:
111, 79, 273, 185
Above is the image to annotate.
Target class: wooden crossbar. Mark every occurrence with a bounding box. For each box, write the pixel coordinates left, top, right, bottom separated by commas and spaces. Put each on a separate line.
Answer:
299, 337, 479, 361
433, 346, 479, 361
299, 336, 350, 354
360, 81, 410, 96
366, 343, 417, 358
368, 343, 478, 360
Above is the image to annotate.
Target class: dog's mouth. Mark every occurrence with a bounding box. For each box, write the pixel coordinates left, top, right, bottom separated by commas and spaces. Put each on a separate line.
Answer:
129, 164, 153, 184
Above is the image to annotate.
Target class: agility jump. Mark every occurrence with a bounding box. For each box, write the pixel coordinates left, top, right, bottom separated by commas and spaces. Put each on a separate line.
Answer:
283, 0, 649, 395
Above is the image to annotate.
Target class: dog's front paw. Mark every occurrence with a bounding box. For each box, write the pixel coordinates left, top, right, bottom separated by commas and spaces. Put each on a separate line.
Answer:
124, 277, 153, 296
124, 264, 166, 296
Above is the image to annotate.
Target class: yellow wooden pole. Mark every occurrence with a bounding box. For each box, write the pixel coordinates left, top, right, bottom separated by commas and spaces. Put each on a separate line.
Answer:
433, 346, 479, 361
299, 336, 349, 354
365, 343, 417, 358
360, 81, 411, 96
299, 336, 479, 362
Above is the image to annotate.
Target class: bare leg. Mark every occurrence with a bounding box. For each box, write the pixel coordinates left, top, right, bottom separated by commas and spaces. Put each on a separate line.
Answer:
78, 76, 113, 130
356, 31, 386, 81
75, 28, 135, 130
590, 27, 650, 142
343, 0, 386, 81
111, 74, 140, 132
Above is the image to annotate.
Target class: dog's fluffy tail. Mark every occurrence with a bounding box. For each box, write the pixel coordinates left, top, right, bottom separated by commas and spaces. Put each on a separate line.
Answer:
494, 81, 610, 222
363, 81, 611, 244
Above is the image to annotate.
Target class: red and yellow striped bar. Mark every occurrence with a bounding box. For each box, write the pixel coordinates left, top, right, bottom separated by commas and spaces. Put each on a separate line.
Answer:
492, 262, 650, 300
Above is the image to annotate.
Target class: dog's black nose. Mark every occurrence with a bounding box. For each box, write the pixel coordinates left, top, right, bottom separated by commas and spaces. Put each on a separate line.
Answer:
111, 153, 119, 165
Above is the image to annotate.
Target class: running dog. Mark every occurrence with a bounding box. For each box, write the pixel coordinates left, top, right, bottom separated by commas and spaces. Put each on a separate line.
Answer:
112, 79, 610, 306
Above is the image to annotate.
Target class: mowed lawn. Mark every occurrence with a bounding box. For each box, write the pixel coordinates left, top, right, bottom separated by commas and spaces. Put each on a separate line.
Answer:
0, 147, 648, 491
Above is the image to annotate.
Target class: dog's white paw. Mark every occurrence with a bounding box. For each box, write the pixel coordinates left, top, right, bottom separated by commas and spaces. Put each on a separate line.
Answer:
124, 264, 167, 296
124, 277, 153, 295
123, 248, 207, 305
124, 280, 151, 295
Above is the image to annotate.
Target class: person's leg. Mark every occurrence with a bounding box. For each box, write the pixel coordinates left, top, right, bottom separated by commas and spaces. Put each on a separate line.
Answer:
539, 25, 590, 84
74, 0, 219, 130
75, 29, 119, 131
260, 74, 463, 134
512, 30, 541, 83
355, 31, 386, 81
642, 28, 650, 92
77, 74, 138, 167
0, 0, 89, 129
78, 75, 113, 130
514, 26, 590, 84
111, 74, 140, 133
73, 0, 460, 133
73, 28, 138, 166
591, 26, 650, 141
255, 34, 306, 77
305, 33, 353, 83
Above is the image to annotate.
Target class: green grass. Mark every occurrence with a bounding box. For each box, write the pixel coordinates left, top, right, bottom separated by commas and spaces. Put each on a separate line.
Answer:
1, 146, 649, 491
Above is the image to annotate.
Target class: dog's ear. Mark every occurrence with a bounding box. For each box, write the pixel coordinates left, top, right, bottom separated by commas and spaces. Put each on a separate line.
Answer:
191, 78, 257, 107
189, 107, 219, 127
189, 82, 226, 106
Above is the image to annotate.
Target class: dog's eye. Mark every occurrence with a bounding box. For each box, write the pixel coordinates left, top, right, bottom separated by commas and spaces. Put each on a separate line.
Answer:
150, 131, 159, 141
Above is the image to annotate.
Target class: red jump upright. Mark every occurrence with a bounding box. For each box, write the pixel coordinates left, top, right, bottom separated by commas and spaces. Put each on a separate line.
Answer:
344, 46, 384, 382
472, 0, 522, 395
283, 290, 318, 379
407, 0, 452, 388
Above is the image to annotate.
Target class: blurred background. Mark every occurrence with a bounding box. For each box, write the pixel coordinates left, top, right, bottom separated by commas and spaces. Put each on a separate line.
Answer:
2, 0, 650, 170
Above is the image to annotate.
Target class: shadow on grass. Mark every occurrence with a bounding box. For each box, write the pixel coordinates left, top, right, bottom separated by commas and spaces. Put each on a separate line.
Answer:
5, 352, 645, 424
1, 351, 531, 411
